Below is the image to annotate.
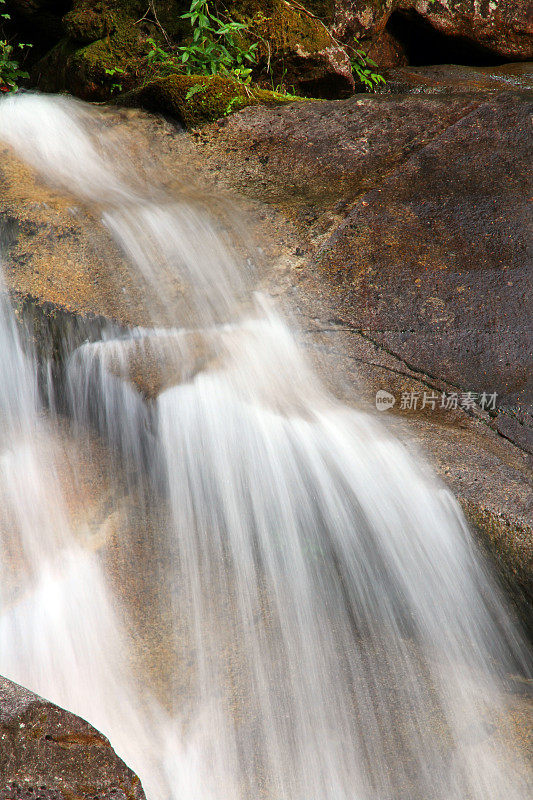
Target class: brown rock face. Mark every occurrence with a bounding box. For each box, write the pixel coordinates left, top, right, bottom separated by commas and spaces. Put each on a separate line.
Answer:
332, 0, 533, 67
396, 0, 533, 62
383, 62, 533, 93
202, 93, 483, 204
318, 92, 533, 435
332, 0, 395, 41
0, 676, 145, 799
310, 97, 533, 440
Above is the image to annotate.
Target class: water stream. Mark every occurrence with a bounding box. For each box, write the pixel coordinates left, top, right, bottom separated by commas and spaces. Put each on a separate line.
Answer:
0, 93, 530, 800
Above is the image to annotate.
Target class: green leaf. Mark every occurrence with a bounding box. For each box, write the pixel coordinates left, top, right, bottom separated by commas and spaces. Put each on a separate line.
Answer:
186, 83, 206, 99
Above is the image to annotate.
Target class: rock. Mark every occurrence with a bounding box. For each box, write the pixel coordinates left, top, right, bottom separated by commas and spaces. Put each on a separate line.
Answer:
317, 92, 533, 436
330, 1, 409, 68
332, 0, 395, 43
119, 74, 307, 128
329, 1, 533, 69
396, 0, 533, 62
0, 142, 145, 325
191, 92, 483, 205
233, 0, 354, 96
63, 7, 111, 45
33, 3, 150, 101
163, 89, 532, 619
0, 675, 145, 798
383, 62, 533, 93
462, 500, 533, 637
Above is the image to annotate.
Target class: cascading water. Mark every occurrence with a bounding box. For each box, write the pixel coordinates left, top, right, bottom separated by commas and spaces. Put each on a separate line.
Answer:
0, 93, 530, 800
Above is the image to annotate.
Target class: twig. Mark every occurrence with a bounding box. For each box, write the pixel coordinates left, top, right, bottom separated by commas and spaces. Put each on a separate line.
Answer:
135, 1, 172, 45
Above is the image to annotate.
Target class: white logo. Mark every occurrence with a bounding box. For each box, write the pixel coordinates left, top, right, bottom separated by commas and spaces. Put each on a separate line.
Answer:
375, 390, 395, 412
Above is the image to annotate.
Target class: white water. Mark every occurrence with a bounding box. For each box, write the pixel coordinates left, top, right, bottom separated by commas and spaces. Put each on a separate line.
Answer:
0, 93, 530, 799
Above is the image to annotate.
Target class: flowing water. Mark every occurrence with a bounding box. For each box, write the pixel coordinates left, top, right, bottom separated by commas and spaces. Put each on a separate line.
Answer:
0, 93, 530, 799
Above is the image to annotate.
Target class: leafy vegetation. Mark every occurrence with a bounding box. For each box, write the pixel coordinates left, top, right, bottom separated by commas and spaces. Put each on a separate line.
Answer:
178, 0, 258, 82
0, 0, 31, 92
144, 0, 258, 85
97, 0, 385, 111
104, 66, 125, 93
349, 46, 386, 91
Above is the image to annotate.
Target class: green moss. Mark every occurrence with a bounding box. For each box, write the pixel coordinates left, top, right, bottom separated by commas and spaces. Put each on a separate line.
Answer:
76, 11, 144, 71
34, 0, 342, 101
63, 8, 111, 44
120, 73, 306, 128
229, 0, 339, 91
36, 8, 151, 98
234, 0, 332, 55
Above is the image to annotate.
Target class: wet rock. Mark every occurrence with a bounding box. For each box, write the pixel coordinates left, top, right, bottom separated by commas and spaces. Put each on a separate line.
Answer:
383, 62, 533, 94
194, 93, 482, 205
165, 88, 532, 617
0, 139, 152, 325
316, 92, 533, 436
0, 675, 145, 799
463, 501, 533, 638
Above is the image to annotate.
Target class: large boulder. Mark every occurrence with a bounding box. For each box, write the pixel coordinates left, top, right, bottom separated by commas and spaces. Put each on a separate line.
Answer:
233, 0, 354, 96
193, 92, 483, 203
317, 92, 533, 441
395, 0, 533, 62
164, 88, 532, 625
0, 676, 145, 798
193, 87, 532, 455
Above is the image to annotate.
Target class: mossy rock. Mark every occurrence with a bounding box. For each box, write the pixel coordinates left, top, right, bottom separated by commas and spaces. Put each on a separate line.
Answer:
119, 74, 306, 128
35, 7, 151, 99
33, 0, 353, 102
232, 0, 354, 97
34, 1, 190, 99
234, 0, 332, 52
63, 8, 112, 44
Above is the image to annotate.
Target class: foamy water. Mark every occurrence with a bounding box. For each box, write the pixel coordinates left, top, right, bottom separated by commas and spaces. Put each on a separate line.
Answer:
0, 93, 530, 800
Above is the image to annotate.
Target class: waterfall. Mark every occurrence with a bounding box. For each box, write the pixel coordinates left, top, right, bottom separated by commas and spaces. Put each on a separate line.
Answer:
0, 93, 530, 800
